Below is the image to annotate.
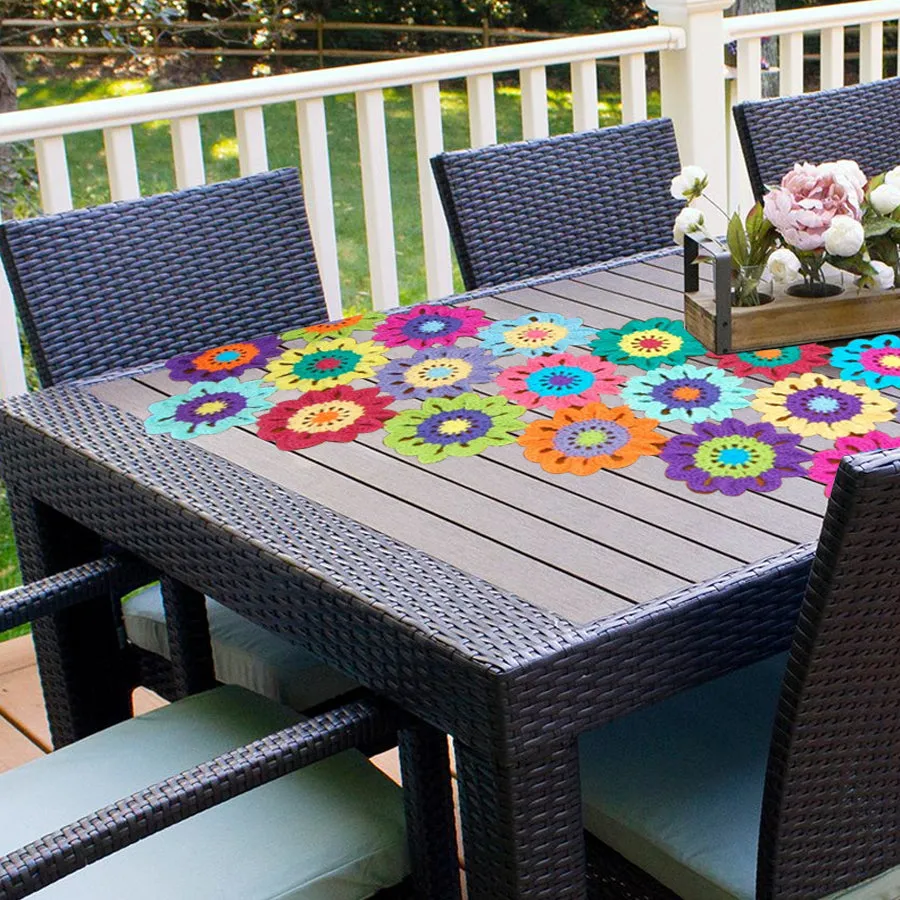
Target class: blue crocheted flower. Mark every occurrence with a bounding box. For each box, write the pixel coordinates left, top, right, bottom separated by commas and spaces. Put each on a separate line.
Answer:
477, 312, 595, 358
830, 334, 900, 390
145, 378, 276, 440
620, 364, 753, 423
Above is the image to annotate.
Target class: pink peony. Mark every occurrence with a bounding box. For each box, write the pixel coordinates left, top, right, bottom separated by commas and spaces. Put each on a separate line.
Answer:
763, 161, 866, 251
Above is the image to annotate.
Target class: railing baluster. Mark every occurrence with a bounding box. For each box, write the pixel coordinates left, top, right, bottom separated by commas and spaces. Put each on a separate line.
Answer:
34, 136, 73, 213
736, 37, 763, 101
519, 66, 549, 139
296, 97, 343, 319
412, 81, 454, 301
779, 31, 805, 96
170, 115, 206, 188
570, 60, 599, 132
619, 53, 647, 124
466, 73, 497, 148
356, 88, 399, 311
820, 26, 845, 89
234, 106, 269, 175
859, 21, 884, 82
103, 125, 141, 201
0, 267, 27, 398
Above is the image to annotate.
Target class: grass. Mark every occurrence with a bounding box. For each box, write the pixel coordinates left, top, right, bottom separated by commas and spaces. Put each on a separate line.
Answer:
0, 71, 660, 640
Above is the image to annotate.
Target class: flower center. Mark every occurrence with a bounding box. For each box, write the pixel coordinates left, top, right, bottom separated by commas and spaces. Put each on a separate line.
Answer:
879, 353, 900, 369
695, 435, 775, 478
526, 365, 594, 397
575, 429, 608, 448
437, 416, 473, 436
214, 350, 241, 363
806, 395, 840, 414
553, 420, 630, 458
505, 322, 568, 349
195, 400, 228, 416
620, 329, 680, 358
754, 349, 782, 360
288, 400, 362, 433
671, 385, 702, 401
717, 447, 750, 466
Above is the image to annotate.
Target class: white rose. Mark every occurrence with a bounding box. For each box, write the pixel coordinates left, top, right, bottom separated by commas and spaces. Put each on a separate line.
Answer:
871, 260, 896, 290
871, 183, 900, 216
884, 166, 900, 189
672, 207, 705, 246
670, 165, 708, 201
824, 215, 865, 257
766, 247, 802, 284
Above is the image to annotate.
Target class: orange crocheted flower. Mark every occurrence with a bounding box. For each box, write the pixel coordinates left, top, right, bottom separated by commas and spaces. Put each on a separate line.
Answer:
518, 402, 667, 476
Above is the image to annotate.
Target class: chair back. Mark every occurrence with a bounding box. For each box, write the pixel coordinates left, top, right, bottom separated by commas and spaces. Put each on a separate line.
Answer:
0, 168, 326, 386
431, 118, 683, 290
758, 447, 900, 898
734, 77, 900, 202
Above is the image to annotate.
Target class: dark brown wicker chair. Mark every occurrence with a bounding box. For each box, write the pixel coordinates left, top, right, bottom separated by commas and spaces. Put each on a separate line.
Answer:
0, 559, 431, 900
430, 118, 684, 290
733, 76, 900, 201
0, 170, 358, 711
581, 445, 900, 899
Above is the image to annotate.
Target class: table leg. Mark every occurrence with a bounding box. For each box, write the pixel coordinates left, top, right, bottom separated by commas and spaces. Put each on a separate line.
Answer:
455, 738, 588, 900
159, 576, 216, 697
7, 490, 131, 747
398, 721, 461, 900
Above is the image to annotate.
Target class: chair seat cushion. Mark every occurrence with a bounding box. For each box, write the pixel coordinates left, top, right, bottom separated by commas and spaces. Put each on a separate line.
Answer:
123, 585, 359, 710
580, 653, 900, 900
580, 654, 787, 900
0, 686, 408, 900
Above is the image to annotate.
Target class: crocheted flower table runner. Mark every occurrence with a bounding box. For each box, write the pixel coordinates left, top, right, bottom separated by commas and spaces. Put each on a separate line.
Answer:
143, 305, 900, 498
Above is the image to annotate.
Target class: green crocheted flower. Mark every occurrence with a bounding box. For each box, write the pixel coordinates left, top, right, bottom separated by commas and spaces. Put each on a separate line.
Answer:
383, 393, 527, 463
590, 317, 704, 370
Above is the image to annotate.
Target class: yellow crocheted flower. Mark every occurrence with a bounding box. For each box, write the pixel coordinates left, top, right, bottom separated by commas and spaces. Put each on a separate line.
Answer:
263, 337, 389, 391
751, 372, 896, 439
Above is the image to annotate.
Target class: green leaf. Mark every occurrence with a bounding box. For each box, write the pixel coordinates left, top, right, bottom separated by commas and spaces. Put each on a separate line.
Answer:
726, 211, 748, 267
864, 214, 897, 238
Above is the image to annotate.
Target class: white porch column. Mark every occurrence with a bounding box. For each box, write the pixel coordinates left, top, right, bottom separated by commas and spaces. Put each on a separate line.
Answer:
647, 0, 733, 231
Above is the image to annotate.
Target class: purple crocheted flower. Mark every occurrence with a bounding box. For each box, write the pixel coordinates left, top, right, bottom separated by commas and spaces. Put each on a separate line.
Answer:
661, 417, 811, 496
166, 335, 282, 383
376, 346, 500, 400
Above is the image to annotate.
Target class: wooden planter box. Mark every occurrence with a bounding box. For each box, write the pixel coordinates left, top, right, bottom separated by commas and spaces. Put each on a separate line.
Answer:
682, 236, 900, 353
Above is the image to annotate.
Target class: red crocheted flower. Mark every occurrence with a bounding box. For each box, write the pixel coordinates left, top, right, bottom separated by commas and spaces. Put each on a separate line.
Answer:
256, 385, 395, 451
712, 344, 831, 381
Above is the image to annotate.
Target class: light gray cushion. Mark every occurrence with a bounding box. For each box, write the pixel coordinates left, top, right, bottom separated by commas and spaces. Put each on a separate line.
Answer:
580, 654, 787, 900
123, 585, 358, 710
0, 685, 408, 900
580, 653, 900, 900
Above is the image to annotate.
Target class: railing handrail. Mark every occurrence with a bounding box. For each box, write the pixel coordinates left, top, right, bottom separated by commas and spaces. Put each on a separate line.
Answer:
0, 26, 683, 143
724, 0, 900, 41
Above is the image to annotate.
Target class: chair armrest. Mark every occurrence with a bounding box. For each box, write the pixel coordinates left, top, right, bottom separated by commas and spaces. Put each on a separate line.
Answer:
0, 556, 157, 633
0, 694, 405, 899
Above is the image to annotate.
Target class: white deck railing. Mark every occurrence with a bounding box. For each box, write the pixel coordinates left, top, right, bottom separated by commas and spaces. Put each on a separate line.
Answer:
1, 0, 899, 397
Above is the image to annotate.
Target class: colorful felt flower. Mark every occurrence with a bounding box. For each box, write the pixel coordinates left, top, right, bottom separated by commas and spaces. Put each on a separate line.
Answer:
383, 393, 526, 463
145, 378, 276, 440
166, 335, 282, 383
376, 346, 499, 401
374, 304, 489, 349
255, 385, 395, 451
712, 343, 831, 381
281, 310, 386, 342
751, 373, 896, 439
264, 337, 389, 391
830, 334, 900, 390
809, 430, 900, 497
478, 313, 595, 358
495, 352, 624, 410
517, 403, 667, 476
661, 418, 811, 496
620, 364, 753, 423
590, 318, 704, 370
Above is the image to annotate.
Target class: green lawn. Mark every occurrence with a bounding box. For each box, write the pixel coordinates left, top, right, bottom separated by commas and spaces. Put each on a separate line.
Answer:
0, 72, 660, 639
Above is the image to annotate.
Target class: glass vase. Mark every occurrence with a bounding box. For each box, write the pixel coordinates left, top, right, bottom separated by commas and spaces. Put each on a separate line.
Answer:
730, 265, 769, 307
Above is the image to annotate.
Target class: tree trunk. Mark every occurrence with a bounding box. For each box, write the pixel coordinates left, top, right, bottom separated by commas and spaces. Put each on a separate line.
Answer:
0, 53, 17, 221
733, 0, 779, 97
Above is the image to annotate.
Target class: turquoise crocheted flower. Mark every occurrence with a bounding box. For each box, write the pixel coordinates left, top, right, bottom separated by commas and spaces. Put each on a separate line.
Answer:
830, 334, 900, 390
477, 312, 595, 358
590, 318, 704, 370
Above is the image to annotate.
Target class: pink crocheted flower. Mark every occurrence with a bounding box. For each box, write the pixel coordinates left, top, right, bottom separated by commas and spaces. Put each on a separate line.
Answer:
763, 161, 866, 251
809, 430, 900, 496
374, 304, 489, 349
496, 352, 624, 410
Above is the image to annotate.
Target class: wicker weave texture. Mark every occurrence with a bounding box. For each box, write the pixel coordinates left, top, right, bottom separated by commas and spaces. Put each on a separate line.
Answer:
431, 119, 683, 290
733, 77, 900, 201
0, 168, 326, 386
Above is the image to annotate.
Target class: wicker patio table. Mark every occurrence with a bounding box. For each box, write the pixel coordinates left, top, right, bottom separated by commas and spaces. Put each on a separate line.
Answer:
0, 249, 833, 900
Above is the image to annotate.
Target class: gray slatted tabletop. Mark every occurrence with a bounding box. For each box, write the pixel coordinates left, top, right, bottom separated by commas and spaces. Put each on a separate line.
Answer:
0, 251, 834, 900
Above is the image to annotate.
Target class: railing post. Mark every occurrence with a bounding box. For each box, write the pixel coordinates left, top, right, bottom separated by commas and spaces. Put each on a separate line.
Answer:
647, 0, 732, 231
